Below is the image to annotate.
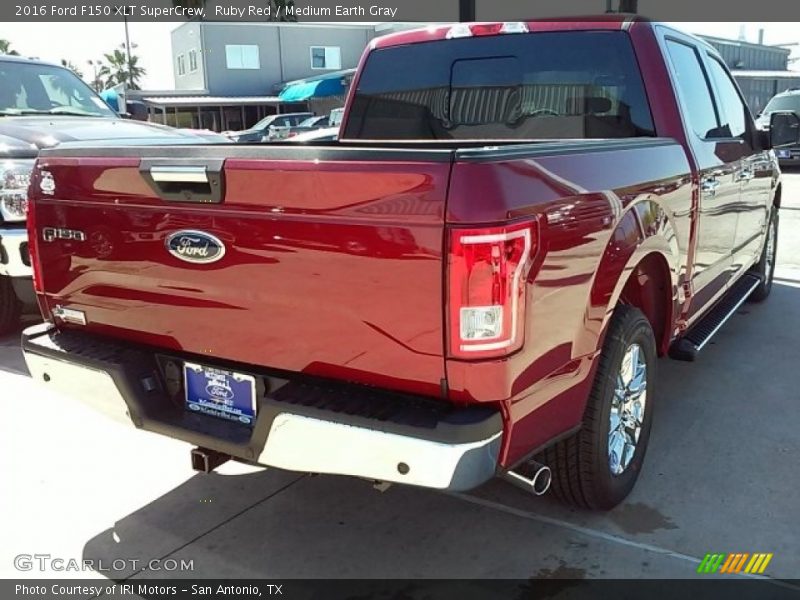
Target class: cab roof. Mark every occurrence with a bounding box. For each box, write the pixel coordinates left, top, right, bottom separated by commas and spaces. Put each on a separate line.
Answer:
370, 15, 654, 50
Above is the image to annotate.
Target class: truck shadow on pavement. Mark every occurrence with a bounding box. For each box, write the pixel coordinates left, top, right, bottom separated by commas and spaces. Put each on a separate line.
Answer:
66, 280, 800, 580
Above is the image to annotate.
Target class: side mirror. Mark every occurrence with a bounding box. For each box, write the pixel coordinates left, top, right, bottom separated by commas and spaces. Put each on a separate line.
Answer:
770, 111, 800, 148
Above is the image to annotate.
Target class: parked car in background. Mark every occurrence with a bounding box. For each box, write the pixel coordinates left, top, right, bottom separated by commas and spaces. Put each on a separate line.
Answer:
177, 128, 233, 143
329, 107, 344, 127
225, 112, 314, 143
22, 18, 796, 510
756, 89, 800, 165
286, 126, 339, 142
0, 55, 225, 334
296, 114, 331, 130
280, 115, 332, 139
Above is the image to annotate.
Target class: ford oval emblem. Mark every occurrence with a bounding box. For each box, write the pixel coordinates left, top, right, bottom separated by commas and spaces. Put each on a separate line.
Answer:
205, 382, 234, 402
165, 230, 226, 264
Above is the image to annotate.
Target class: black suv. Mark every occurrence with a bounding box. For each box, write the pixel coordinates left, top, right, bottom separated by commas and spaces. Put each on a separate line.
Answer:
757, 89, 800, 166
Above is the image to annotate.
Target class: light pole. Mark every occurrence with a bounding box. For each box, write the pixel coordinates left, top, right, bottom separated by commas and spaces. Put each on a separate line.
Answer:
123, 15, 132, 72
87, 59, 101, 91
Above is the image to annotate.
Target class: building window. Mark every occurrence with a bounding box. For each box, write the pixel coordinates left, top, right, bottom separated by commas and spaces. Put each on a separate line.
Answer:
310, 46, 341, 70
188, 49, 198, 72
225, 45, 260, 70
177, 54, 186, 76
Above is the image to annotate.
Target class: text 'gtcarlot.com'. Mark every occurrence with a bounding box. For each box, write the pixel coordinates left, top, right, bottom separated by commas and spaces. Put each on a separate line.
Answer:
13, 553, 194, 572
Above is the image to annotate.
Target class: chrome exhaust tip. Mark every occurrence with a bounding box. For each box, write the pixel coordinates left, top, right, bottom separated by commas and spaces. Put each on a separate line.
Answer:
502, 461, 552, 496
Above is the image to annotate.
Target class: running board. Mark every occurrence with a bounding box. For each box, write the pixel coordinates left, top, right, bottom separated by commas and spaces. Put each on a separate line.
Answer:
669, 273, 761, 362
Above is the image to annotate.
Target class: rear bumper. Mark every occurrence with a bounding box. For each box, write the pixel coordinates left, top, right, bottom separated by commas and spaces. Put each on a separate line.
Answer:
22, 324, 502, 491
0, 227, 32, 278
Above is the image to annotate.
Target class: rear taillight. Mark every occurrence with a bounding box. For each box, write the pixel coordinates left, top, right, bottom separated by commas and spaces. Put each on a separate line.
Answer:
446, 22, 529, 39
26, 194, 44, 295
448, 220, 538, 359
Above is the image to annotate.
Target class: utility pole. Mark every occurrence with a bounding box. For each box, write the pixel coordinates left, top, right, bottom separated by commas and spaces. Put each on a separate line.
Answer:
123, 15, 132, 73
87, 59, 101, 91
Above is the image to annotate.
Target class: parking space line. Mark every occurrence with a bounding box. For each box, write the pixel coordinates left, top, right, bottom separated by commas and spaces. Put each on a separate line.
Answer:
453, 492, 799, 589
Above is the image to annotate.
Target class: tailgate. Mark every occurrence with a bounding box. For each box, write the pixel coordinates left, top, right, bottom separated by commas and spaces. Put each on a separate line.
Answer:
30, 145, 453, 397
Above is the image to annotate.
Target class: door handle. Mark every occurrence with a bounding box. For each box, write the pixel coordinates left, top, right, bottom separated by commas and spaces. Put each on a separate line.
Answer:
736, 168, 754, 182
149, 166, 209, 183
140, 158, 224, 203
700, 177, 720, 195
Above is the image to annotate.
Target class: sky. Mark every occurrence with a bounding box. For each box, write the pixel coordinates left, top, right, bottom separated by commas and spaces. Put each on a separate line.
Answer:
0, 21, 798, 90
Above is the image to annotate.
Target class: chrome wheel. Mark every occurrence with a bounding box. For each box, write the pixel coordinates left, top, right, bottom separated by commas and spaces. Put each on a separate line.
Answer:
608, 343, 647, 476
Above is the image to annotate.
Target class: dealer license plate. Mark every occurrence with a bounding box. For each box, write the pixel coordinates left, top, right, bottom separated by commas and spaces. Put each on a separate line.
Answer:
184, 362, 256, 426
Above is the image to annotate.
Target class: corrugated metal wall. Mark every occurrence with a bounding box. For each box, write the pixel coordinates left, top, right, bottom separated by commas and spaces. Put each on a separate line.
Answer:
734, 76, 800, 114
698, 37, 797, 113
703, 38, 789, 71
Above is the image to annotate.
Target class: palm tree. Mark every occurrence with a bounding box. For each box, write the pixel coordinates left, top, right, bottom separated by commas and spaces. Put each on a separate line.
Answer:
0, 39, 20, 56
60, 59, 84, 79
98, 44, 146, 90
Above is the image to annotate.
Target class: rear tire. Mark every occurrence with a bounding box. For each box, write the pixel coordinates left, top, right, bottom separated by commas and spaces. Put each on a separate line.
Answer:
0, 275, 22, 336
541, 305, 656, 510
748, 208, 778, 303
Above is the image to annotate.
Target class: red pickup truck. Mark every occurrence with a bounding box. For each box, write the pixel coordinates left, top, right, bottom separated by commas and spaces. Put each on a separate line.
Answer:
21, 18, 799, 509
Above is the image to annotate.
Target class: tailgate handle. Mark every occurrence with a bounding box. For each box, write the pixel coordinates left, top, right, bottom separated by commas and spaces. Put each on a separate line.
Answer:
140, 158, 224, 204
150, 166, 208, 184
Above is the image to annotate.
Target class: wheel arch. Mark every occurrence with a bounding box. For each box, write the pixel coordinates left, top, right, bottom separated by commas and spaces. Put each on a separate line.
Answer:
579, 197, 682, 358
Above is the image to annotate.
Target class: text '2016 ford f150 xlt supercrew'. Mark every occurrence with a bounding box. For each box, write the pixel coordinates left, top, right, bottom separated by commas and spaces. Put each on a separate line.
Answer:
21, 18, 800, 509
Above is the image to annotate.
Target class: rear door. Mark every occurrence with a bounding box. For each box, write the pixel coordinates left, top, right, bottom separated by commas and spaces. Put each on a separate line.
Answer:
663, 36, 742, 322
703, 54, 773, 274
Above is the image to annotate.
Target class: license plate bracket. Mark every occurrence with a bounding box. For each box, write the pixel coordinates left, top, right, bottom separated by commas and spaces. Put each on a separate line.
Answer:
184, 362, 257, 426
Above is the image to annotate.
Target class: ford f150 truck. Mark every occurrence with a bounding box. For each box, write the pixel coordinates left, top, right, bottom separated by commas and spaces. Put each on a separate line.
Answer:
21, 18, 800, 509
0, 55, 225, 334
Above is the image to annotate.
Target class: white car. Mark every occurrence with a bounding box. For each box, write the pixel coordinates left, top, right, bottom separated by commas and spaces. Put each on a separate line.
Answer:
284, 127, 339, 142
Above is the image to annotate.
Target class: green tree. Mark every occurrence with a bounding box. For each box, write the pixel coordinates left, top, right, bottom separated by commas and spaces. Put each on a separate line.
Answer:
98, 44, 146, 90
60, 59, 84, 79
0, 39, 20, 56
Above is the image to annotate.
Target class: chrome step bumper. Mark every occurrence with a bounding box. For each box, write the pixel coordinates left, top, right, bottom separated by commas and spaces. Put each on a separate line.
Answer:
22, 323, 502, 491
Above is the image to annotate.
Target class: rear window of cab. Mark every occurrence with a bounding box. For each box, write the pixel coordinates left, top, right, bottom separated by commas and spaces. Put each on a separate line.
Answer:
343, 30, 655, 141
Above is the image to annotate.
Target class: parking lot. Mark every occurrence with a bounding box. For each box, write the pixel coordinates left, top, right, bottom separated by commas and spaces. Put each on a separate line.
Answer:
2, 172, 799, 585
